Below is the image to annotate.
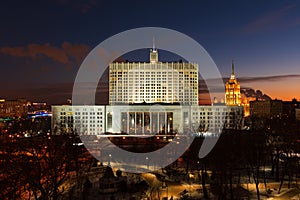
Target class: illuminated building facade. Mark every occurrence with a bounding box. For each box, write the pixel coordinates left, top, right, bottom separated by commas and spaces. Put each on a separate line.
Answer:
225, 62, 241, 106
224, 62, 251, 116
52, 105, 105, 135
52, 48, 244, 135
0, 98, 29, 118
52, 104, 244, 135
109, 48, 198, 105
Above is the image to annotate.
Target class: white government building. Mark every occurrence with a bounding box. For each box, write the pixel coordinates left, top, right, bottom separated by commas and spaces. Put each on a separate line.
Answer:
52, 48, 244, 135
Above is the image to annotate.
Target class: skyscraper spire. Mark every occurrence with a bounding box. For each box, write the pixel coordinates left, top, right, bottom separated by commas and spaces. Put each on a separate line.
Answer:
150, 37, 158, 63
152, 37, 156, 51
231, 60, 235, 75
226, 60, 241, 106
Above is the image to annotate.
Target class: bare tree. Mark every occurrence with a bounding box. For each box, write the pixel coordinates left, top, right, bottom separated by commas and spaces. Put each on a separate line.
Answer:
245, 132, 268, 200
1, 134, 80, 200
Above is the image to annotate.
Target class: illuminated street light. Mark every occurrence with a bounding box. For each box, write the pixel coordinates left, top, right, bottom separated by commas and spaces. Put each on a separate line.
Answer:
146, 157, 149, 169
161, 180, 168, 200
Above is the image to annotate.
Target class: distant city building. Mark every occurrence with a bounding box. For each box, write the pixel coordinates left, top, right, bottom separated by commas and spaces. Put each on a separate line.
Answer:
282, 98, 299, 120
225, 61, 241, 106
224, 62, 250, 116
28, 102, 49, 112
27, 102, 52, 119
241, 98, 251, 117
295, 108, 300, 121
52, 105, 105, 135
109, 48, 198, 105
250, 99, 283, 119
52, 48, 244, 135
0, 98, 29, 118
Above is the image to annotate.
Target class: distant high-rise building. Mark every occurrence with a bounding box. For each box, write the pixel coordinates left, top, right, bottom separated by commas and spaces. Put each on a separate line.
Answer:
250, 99, 283, 119
295, 108, 300, 121
109, 48, 199, 105
282, 98, 299, 120
0, 98, 29, 118
225, 61, 241, 106
224, 62, 250, 116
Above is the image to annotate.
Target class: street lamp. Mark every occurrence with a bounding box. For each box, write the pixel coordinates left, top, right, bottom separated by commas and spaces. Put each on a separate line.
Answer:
146, 157, 149, 169
161, 181, 168, 200
188, 172, 194, 198
108, 154, 112, 166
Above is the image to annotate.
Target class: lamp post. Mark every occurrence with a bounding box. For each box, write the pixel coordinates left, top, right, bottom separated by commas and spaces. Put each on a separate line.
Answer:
188, 172, 196, 198
161, 180, 168, 200
108, 154, 112, 166
146, 157, 149, 169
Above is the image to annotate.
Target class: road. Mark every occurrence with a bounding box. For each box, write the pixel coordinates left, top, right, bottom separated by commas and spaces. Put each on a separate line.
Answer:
273, 188, 300, 200
141, 173, 202, 199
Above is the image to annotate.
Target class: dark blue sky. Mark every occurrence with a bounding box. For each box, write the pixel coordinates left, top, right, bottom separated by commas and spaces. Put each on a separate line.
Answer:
0, 0, 299, 103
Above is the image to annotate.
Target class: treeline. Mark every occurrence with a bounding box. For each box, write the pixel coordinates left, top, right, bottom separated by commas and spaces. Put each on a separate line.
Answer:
183, 119, 300, 200
0, 134, 90, 200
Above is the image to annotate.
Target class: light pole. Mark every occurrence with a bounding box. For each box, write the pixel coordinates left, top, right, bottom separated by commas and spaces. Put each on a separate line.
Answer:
161, 180, 168, 200
188, 172, 194, 198
146, 157, 149, 169
108, 154, 112, 166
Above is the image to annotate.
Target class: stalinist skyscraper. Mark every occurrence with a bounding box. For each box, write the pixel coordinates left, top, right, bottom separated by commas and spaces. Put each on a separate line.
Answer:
225, 61, 241, 106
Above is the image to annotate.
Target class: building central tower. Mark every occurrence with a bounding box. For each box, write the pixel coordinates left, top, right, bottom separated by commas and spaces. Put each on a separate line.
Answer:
109, 48, 199, 105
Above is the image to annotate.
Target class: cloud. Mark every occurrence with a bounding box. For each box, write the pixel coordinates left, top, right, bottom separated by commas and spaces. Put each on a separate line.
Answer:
238, 74, 300, 83
242, 4, 300, 34
199, 74, 300, 85
0, 81, 109, 104
0, 42, 90, 68
240, 88, 271, 100
62, 42, 90, 64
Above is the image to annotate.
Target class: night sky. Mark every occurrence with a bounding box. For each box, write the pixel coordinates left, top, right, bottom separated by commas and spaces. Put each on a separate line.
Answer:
1, 0, 300, 103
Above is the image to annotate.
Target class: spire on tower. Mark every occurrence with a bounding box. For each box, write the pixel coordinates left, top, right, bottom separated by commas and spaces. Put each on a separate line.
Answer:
150, 37, 158, 63
152, 37, 156, 52
231, 60, 235, 75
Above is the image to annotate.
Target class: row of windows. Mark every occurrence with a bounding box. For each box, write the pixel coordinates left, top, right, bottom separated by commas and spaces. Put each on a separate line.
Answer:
194, 112, 231, 115
112, 92, 197, 96
196, 108, 239, 112
110, 78, 197, 82
111, 75, 194, 79
193, 116, 234, 120
111, 74, 197, 78
110, 65, 198, 70
74, 112, 103, 115
111, 89, 197, 93
74, 116, 103, 119
76, 124, 103, 128
197, 120, 235, 124
74, 119, 102, 123
112, 70, 192, 73
78, 127, 103, 131
58, 108, 103, 112
60, 121, 73, 124
60, 116, 73, 119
